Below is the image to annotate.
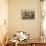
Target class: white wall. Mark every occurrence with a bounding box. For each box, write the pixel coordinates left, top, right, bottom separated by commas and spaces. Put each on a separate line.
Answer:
8, 0, 41, 39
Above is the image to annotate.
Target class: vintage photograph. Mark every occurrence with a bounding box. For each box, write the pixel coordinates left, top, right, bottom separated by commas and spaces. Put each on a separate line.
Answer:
0, 0, 46, 46
21, 10, 35, 19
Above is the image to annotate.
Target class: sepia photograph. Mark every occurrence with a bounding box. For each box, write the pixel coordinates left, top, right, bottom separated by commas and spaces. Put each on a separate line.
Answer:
0, 0, 46, 46
21, 10, 35, 19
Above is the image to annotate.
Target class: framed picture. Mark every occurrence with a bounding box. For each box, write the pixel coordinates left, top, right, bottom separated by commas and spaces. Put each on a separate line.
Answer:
21, 10, 35, 19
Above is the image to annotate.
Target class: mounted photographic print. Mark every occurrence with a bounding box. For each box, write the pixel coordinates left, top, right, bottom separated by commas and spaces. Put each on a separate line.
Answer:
21, 10, 35, 19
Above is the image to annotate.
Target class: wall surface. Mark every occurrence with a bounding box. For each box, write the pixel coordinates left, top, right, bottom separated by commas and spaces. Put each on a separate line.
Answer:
8, 0, 41, 38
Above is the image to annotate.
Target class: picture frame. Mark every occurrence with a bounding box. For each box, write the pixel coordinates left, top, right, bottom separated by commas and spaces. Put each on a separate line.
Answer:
21, 10, 35, 19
